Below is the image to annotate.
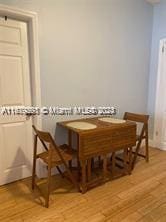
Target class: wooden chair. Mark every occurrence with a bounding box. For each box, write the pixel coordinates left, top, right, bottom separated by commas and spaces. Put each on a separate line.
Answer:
32, 125, 78, 208
124, 112, 149, 169
115, 112, 149, 170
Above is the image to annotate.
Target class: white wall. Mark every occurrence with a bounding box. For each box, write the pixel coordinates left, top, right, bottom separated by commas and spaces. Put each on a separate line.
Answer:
148, 0, 166, 139
0, 0, 153, 141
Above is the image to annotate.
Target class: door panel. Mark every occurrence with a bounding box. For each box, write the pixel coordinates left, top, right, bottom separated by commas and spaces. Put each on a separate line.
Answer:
0, 24, 21, 45
0, 18, 33, 185
1, 123, 26, 169
0, 55, 24, 105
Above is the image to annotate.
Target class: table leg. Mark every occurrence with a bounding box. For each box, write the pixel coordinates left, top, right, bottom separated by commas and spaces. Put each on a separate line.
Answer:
103, 155, 107, 181
128, 147, 133, 175
87, 159, 92, 182
81, 160, 87, 193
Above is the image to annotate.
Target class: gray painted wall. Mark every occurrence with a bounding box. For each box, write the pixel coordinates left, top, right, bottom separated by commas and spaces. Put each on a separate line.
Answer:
148, 0, 166, 139
0, 0, 153, 142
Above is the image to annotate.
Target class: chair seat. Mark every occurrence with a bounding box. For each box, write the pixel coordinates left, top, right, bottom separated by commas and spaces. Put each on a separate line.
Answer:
37, 144, 76, 166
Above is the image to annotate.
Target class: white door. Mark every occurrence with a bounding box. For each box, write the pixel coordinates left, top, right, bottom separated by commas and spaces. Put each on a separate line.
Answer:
154, 39, 166, 150
0, 18, 33, 185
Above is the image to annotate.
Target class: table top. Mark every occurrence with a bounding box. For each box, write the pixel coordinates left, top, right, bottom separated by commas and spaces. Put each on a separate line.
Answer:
57, 116, 136, 135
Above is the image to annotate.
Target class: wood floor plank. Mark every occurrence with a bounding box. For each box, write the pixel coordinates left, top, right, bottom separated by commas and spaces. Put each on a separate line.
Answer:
0, 147, 165, 222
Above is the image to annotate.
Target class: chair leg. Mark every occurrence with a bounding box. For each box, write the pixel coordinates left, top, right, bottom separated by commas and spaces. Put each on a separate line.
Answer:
132, 139, 142, 170
98, 156, 101, 167
91, 158, 95, 169
128, 147, 133, 175
111, 152, 116, 177
32, 159, 36, 190
64, 162, 79, 191
145, 138, 149, 162
32, 160, 36, 190
145, 128, 149, 162
69, 160, 72, 169
45, 164, 52, 208
123, 148, 128, 175
103, 155, 107, 181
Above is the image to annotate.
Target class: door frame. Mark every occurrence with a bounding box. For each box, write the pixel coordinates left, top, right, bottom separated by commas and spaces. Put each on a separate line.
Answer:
0, 4, 42, 129
153, 38, 166, 150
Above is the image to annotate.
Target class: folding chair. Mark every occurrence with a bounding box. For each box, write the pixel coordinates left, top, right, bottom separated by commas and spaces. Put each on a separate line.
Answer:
123, 112, 149, 169
32, 125, 78, 207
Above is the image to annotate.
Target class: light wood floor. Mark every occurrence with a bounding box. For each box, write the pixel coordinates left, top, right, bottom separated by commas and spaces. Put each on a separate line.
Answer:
1, 147, 166, 222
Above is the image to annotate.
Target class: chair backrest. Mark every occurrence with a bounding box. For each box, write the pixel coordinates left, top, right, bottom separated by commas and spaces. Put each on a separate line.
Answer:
32, 125, 53, 151
123, 112, 149, 124
123, 112, 149, 138
32, 125, 67, 164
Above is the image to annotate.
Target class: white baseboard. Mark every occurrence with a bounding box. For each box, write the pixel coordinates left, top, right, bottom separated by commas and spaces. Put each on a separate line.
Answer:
149, 139, 166, 151
149, 139, 155, 147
